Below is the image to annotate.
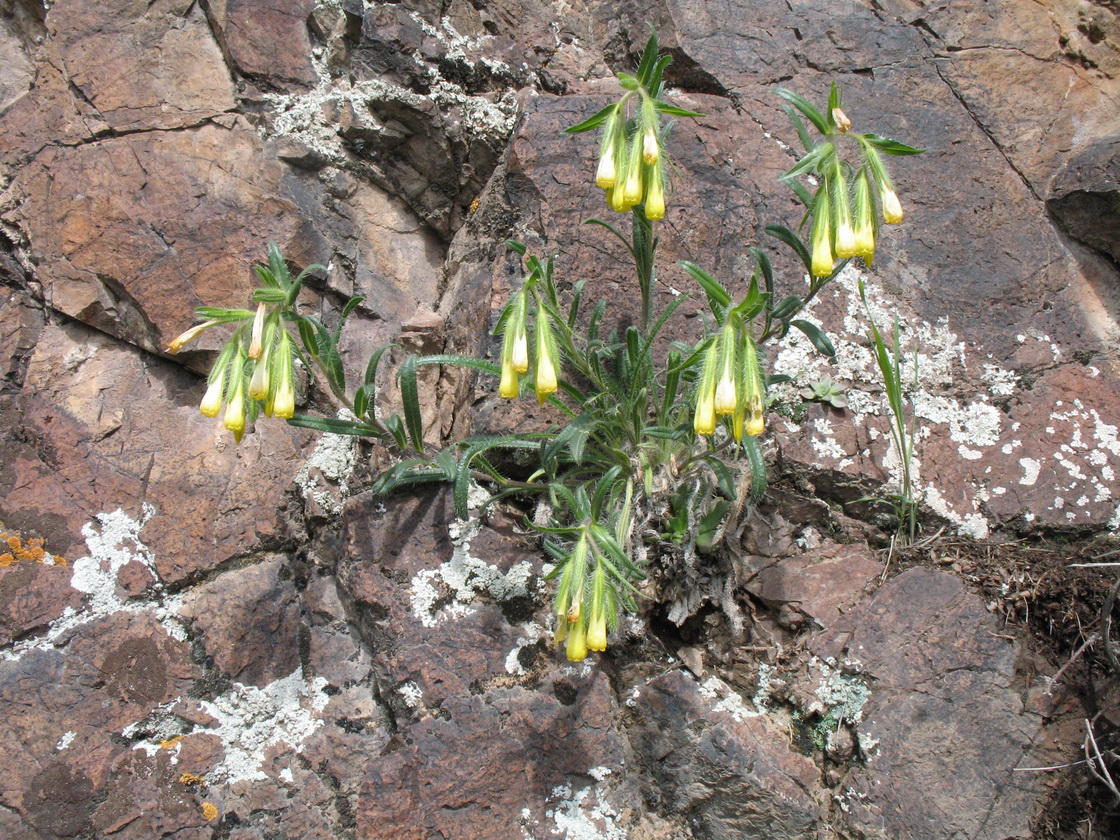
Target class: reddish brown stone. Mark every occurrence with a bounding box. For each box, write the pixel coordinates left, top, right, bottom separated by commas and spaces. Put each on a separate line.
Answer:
179, 556, 302, 686
205, 0, 319, 86
0, 560, 82, 647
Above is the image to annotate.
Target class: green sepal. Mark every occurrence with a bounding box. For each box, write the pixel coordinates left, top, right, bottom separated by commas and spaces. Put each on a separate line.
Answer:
617, 73, 640, 91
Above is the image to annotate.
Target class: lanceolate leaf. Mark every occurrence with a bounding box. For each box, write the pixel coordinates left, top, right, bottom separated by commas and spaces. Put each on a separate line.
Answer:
679, 261, 731, 312
635, 30, 658, 86
655, 102, 704, 119
398, 354, 424, 452
774, 88, 829, 135
365, 343, 396, 386
862, 133, 925, 155
765, 225, 812, 272
563, 103, 619, 134
791, 319, 836, 357
742, 435, 767, 504
287, 414, 384, 437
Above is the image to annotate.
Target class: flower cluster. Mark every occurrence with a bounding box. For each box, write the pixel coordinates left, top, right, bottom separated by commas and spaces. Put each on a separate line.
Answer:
496, 281, 561, 406
693, 318, 766, 440
565, 33, 702, 223
168, 303, 299, 442
593, 98, 669, 220
777, 88, 922, 281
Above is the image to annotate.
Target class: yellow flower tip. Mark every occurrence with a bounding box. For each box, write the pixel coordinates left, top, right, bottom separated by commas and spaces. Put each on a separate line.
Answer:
166, 320, 217, 354
535, 360, 558, 405
835, 222, 858, 259
608, 185, 628, 213
248, 303, 267, 360
199, 377, 224, 418
223, 390, 245, 435
248, 360, 270, 401
595, 149, 617, 189
694, 390, 716, 436
811, 245, 835, 278
622, 165, 643, 207
499, 362, 519, 399
273, 379, 296, 419
854, 225, 876, 262
565, 620, 588, 661
832, 107, 852, 133
746, 412, 765, 437
882, 189, 904, 224
587, 613, 607, 652
642, 126, 659, 166
511, 331, 529, 374
714, 373, 737, 416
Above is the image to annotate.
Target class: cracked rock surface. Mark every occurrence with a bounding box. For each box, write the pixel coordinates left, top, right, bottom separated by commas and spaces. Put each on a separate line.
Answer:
0, 0, 1118, 838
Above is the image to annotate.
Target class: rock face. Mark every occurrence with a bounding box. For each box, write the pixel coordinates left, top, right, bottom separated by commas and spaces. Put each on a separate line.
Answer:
1, 0, 1118, 838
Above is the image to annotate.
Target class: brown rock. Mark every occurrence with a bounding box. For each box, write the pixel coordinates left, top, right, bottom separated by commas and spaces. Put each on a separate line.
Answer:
629, 669, 822, 840
1049, 134, 1120, 263
808, 568, 1049, 840
747, 542, 883, 629
0, 559, 83, 647
178, 556, 302, 686
360, 672, 626, 840
0, 320, 310, 584
204, 0, 319, 87
46, 0, 236, 132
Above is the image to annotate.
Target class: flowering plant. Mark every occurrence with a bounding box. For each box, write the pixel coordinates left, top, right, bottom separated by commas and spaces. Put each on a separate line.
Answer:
168, 31, 921, 661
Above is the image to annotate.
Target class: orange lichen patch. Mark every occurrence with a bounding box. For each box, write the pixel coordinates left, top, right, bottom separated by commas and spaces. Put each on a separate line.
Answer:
179, 772, 205, 786
0, 530, 64, 566
201, 802, 219, 822
160, 735, 183, 750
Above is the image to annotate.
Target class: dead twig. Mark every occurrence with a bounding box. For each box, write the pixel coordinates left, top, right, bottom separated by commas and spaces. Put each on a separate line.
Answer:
1085, 718, 1120, 805
1103, 573, 1120, 674
1046, 632, 1101, 696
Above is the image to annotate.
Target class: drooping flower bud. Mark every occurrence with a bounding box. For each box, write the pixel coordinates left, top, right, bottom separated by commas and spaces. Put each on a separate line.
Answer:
200, 372, 225, 418
832, 164, 858, 259
511, 330, 529, 374
223, 354, 247, 442
621, 131, 645, 208
167, 319, 219, 353
534, 308, 559, 405
565, 615, 588, 661
644, 161, 666, 221
881, 187, 904, 224
810, 191, 835, 278
272, 333, 296, 419
595, 108, 620, 189
248, 303, 267, 359
713, 324, 737, 417
742, 331, 766, 437
693, 338, 721, 436
853, 170, 877, 262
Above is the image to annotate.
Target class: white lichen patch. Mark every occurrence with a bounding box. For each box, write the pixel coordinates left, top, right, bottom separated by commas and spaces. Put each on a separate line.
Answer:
535, 782, 626, 840
698, 675, 762, 721
505, 621, 547, 675
56, 731, 76, 751
808, 657, 871, 725
2, 505, 186, 661
295, 420, 357, 516
198, 670, 331, 785
398, 681, 425, 710
410, 509, 537, 628
769, 263, 1120, 536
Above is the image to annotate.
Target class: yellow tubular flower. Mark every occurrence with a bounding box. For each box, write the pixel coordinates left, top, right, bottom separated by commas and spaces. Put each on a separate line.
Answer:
713, 325, 737, 416
224, 382, 246, 440
641, 97, 660, 165
248, 303, 267, 359
622, 132, 644, 208
499, 362, 519, 399
587, 609, 607, 652
566, 617, 588, 661
881, 187, 904, 224
167, 319, 219, 353
810, 192, 834, 278
833, 166, 858, 259
644, 161, 666, 221
200, 371, 225, 418
248, 342, 271, 401
511, 330, 529, 373
273, 376, 295, 419
853, 171, 876, 262
596, 107, 621, 189
742, 331, 766, 437
534, 310, 558, 405
693, 339, 720, 436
